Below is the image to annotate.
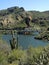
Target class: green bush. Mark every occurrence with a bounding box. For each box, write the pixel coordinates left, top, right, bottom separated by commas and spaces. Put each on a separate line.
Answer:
0, 39, 11, 65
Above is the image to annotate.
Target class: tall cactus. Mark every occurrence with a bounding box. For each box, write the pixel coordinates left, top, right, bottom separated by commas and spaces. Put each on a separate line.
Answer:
10, 30, 18, 50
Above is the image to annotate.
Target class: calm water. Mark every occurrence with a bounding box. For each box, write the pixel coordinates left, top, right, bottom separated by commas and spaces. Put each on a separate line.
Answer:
2, 34, 49, 49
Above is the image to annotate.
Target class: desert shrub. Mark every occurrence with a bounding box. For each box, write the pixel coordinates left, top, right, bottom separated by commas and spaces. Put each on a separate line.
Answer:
0, 39, 11, 65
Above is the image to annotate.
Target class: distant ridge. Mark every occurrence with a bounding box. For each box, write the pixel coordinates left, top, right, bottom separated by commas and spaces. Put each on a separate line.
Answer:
0, 6, 49, 28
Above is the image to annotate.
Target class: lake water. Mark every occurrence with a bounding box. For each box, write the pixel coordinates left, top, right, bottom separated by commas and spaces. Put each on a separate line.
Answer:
2, 34, 49, 49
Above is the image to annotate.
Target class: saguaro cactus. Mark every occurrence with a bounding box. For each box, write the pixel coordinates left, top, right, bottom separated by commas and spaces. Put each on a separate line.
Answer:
10, 30, 18, 50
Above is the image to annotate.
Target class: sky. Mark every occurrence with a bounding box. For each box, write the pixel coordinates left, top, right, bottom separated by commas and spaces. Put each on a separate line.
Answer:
0, 0, 49, 11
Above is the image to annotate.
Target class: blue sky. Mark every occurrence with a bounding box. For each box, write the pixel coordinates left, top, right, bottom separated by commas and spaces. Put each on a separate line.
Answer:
0, 0, 49, 11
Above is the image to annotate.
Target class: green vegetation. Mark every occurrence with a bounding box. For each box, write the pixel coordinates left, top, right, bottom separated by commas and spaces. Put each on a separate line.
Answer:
0, 32, 49, 65
0, 39, 49, 65
34, 30, 49, 41
0, 6, 49, 65
0, 39, 11, 65
0, 6, 49, 29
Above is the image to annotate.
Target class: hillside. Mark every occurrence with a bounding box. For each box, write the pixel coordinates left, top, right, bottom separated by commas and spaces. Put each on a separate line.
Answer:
0, 6, 49, 28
